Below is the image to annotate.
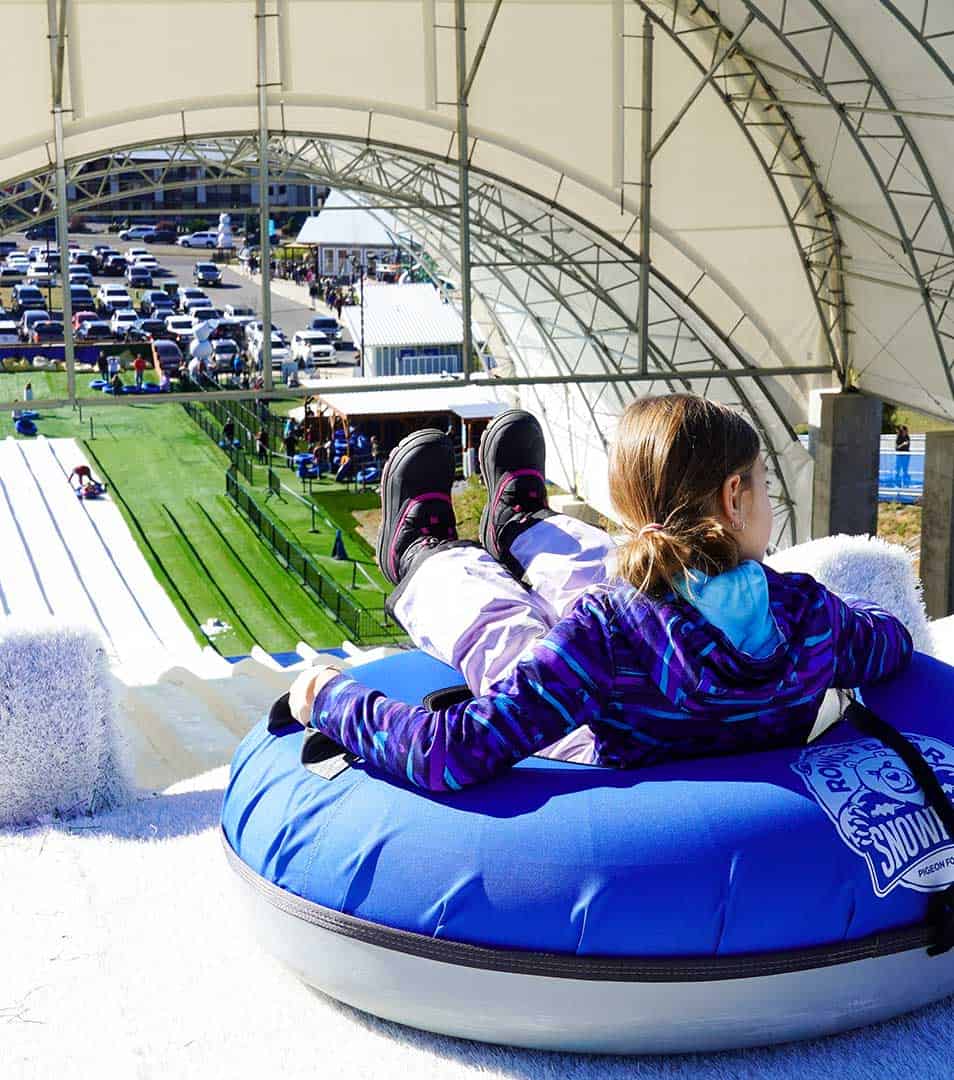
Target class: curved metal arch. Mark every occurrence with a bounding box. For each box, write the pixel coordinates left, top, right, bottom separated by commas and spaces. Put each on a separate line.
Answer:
727, 0, 954, 399
632, 0, 850, 382
878, 0, 954, 83
382, 177, 800, 542
1, 129, 806, 536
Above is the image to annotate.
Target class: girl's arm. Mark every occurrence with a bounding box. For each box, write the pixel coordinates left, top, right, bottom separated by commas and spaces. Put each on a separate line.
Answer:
823, 588, 913, 688
308, 594, 616, 792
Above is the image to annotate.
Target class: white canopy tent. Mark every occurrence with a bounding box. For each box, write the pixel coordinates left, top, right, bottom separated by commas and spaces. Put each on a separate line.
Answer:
1, 0, 951, 540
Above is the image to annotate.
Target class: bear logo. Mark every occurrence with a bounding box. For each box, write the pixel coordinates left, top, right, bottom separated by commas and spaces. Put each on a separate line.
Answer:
793, 735, 954, 897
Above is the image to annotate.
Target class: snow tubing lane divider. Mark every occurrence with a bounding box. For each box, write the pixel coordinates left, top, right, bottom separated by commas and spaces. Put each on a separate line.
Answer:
221, 649, 954, 1054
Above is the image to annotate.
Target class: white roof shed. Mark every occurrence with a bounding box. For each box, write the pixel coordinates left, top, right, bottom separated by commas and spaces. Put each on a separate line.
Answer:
295, 191, 398, 248
340, 284, 463, 351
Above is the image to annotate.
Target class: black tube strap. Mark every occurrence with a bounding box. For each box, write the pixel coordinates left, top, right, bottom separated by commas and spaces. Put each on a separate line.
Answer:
843, 699, 954, 957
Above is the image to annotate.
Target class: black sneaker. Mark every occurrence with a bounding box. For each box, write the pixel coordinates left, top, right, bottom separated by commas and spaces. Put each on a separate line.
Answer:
375, 429, 458, 586
478, 409, 551, 568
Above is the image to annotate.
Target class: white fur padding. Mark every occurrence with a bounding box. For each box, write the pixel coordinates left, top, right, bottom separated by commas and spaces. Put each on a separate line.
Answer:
0, 621, 132, 827
766, 534, 932, 656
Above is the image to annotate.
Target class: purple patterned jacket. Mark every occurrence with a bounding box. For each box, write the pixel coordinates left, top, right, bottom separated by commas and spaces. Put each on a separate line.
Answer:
310, 565, 912, 791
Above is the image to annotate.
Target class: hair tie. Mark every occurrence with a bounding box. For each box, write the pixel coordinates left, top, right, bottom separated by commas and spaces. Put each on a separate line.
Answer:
638, 523, 664, 538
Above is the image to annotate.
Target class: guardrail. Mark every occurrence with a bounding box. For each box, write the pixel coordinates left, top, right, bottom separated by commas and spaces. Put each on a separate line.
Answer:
225, 470, 395, 643
182, 399, 256, 481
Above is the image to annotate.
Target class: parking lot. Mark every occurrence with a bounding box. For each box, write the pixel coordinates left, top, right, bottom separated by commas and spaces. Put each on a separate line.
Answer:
0, 229, 360, 399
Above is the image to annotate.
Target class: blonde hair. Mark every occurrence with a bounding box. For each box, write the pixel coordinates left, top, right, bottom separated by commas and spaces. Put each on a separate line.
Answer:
609, 395, 760, 596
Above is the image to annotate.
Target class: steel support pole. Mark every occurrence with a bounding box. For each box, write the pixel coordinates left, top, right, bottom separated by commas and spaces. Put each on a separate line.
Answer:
53, 111, 75, 404
256, 0, 273, 390
638, 16, 654, 377
47, 0, 75, 404
454, 0, 474, 381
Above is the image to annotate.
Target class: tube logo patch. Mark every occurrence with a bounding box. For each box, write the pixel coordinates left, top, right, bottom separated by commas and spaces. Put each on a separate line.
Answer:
793, 735, 954, 897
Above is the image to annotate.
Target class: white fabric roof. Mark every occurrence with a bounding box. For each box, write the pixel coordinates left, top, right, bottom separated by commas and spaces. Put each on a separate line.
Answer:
340, 284, 463, 349
293, 381, 505, 420
4, 0, 954, 542
295, 191, 398, 248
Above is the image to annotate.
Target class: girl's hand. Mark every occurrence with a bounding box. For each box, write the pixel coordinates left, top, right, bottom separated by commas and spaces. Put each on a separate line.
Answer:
288, 664, 343, 726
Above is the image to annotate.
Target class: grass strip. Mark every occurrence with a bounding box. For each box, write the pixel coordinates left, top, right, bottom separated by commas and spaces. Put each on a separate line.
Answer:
161, 502, 258, 646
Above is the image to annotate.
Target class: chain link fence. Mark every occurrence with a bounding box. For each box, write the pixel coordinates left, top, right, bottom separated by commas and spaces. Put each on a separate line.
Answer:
225, 470, 396, 643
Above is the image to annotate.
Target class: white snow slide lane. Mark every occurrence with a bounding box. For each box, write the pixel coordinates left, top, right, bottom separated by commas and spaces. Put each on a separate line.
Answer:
0, 437, 206, 668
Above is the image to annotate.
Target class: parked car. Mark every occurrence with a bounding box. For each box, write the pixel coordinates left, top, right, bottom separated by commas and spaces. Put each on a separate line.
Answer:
177, 231, 218, 249
133, 253, 159, 272
6, 252, 30, 269
92, 246, 120, 270
125, 265, 153, 289
100, 254, 127, 277
255, 332, 292, 369
11, 285, 47, 316
118, 225, 156, 241
0, 319, 20, 345
164, 314, 195, 344
24, 221, 57, 240
244, 319, 281, 352
69, 251, 98, 271
210, 338, 240, 372
68, 266, 94, 285
223, 304, 256, 324
176, 286, 207, 311
139, 290, 174, 318
18, 308, 51, 340
136, 317, 171, 340
30, 320, 64, 344
193, 261, 222, 286
0, 240, 18, 258
96, 284, 132, 314
124, 246, 149, 265
75, 320, 113, 341
27, 263, 55, 285
151, 338, 182, 374
0, 266, 24, 285
69, 285, 95, 309
182, 296, 212, 317
109, 308, 139, 336
309, 316, 342, 341
292, 330, 336, 365
142, 227, 178, 244
72, 310, 99, 331
190, 307, 222, 325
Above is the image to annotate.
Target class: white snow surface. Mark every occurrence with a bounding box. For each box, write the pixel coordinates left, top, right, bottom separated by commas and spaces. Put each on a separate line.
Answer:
0, 436, 206, 676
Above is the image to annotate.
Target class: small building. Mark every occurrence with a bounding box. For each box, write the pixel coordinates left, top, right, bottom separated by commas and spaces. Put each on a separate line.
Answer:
340, 283, 465, 378
291, 380, 506, 472
294, 190, 399, 278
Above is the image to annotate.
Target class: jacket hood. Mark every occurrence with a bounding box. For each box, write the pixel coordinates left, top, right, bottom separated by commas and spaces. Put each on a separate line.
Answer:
619, 564, 832, 719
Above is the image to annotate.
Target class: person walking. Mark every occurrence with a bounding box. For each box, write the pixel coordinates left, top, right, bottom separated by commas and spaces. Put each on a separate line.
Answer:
284, 427, 297, 468
97, 349, 108, 380
256, 427, 269, 465
895, 423, 911, 490
309, 280, 319, 310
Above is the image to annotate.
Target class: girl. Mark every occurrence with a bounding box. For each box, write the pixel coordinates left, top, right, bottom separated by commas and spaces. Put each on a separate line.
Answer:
289, 395, 912, 791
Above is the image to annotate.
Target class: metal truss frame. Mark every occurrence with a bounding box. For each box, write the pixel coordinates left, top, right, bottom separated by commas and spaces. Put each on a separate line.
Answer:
714, 0, 954, 398
629, 0, 851, 382
0, 131, 817, 542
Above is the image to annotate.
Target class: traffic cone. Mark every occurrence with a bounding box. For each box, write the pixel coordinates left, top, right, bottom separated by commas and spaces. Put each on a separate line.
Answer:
331, 528, 348, 560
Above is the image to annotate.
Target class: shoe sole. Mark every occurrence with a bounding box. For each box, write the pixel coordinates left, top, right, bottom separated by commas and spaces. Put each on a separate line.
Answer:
477, 410, 541, 558
375, 428, 449, 585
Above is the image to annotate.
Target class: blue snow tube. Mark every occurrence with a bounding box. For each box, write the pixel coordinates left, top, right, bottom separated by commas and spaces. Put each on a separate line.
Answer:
15, 418, 37, 436
88, 379, 108, 389
18, 409, 39, 420
355, 464, 380, 485
222, 650, 954, 1054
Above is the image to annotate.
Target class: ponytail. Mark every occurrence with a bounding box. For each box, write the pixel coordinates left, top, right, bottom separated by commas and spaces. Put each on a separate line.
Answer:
609, 395, 759, 597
